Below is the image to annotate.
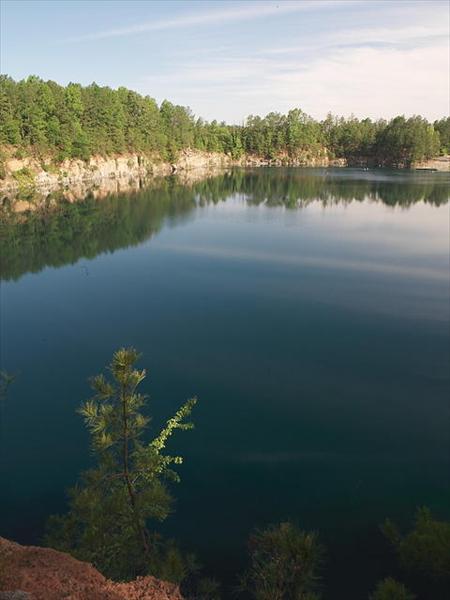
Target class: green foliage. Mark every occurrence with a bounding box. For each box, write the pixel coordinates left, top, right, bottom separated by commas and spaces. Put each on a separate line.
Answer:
0, 75, 241, 161
184, 577, 222, 600
0, 75, 22, 145
321, 114, 440, 165
12, 166, 34, 188
242, 109, 322, 159
41, 162, 59, 174
0, 75, 445, 166
0, 369, 16, 400
147, 536, 199, 585
369, 578, 415, 600
240, 521, 323, 600
434, 117, 450, 154
382, 508, 450, 581
321, 113, 381, 160
45, 347, 197, 582
375, 116, 440, 166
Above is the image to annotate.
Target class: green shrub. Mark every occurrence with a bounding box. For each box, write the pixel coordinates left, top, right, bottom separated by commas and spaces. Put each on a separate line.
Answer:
12, 167, 35, 188
382, 508, 450, 581
240, 521, 324, 600
369, 578, 415, 600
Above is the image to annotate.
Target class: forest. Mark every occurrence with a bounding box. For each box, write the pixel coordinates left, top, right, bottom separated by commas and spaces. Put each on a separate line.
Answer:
0, 75, 449, 168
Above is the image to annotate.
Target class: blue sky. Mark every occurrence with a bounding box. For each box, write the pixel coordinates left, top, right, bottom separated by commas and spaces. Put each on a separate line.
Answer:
1, 0, 448, 122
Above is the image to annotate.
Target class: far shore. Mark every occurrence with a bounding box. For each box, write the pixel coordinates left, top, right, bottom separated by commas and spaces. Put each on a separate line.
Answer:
0, 149, 448, 200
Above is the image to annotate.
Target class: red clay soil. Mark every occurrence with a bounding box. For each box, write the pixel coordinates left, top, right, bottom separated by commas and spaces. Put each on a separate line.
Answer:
0, 537, 183, 600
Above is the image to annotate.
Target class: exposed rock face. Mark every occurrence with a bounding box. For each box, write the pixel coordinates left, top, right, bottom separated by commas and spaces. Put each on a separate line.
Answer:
1, 167, 237, 211
1, 153, 171, 193
174, 148, 232, 170
239, 155, 346, 168
1, 148, 448, 196
0, 148, 348, 195
0, 150, 233, 194
413, 155, 450, 171
0, 537, 183, 600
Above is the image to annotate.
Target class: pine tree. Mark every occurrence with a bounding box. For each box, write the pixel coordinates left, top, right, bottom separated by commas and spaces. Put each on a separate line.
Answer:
45, 347, 197, 581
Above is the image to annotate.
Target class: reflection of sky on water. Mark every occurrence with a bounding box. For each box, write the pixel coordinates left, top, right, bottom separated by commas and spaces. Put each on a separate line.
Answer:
149, 197, 449, 323
188, 196, 449, 256
153, 241, 448, 281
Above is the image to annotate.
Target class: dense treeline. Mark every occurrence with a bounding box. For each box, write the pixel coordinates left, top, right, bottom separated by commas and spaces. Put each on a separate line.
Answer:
0, 75, 242, 162
0, 75, 448, 167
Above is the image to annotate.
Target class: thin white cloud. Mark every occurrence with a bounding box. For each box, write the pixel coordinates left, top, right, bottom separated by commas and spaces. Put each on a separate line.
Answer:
269, 41, 449, 120
140, 32, 449, 122
261, 24, 450, 54
63, 0, 359, 42
54, 0, 449, 122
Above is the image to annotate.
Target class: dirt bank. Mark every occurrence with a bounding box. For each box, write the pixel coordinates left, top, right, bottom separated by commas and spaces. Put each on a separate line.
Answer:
0, 537, 183, 600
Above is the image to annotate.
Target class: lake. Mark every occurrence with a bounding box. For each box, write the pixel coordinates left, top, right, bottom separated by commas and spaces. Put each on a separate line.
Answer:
1, 168, 449, 598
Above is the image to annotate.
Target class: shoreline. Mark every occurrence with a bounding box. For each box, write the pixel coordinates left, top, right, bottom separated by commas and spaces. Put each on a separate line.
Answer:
0, 149, 448, 199
0, 148, 346, 195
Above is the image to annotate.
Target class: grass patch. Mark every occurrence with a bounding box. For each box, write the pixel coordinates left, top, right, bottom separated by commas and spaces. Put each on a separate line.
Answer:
12, 167, 35, 189
41, 163, 60, 175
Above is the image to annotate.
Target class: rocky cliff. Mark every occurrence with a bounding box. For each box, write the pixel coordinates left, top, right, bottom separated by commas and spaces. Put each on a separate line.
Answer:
1, 148, 446, 197
412, 155, 450, 171
0, 148, 346, 195
0, 537, 183, 600
0, 149, 235, 194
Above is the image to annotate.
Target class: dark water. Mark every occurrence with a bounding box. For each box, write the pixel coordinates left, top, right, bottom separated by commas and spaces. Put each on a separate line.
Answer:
1, 168, 449, 598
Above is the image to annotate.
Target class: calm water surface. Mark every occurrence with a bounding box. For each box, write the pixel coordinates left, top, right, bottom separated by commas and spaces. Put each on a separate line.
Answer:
1, 168, 449, 598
